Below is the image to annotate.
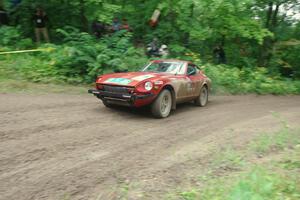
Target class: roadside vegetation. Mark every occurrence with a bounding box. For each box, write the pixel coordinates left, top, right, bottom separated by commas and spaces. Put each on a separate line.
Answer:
173, 118, 300, 200
1, 28, 300, 95
0, 54, 88, 94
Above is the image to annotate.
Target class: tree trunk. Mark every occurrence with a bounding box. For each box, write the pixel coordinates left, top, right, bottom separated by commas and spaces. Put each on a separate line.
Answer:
271, 4, 280, 30
258, 2, 280, 67
265, 2, 273, 29
166, 0, 178, 43
183, 3, 194, 47
79, 0, 89, 32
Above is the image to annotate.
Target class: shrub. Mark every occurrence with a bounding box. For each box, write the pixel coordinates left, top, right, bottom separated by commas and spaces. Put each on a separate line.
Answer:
0, 26, 34, 50
1, 26, 149, 84
228, 168, 300, 200
250, 128, 300, 155
38, 27, 148, 83
203, 64, 300, 95
1, 26, 300, 95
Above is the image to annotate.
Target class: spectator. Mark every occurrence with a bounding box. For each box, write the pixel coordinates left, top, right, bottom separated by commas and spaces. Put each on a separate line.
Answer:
32, 7, 50, 43
159, 44, 169, 58
92, 20, 105, 38
111, 17, 121, 32
213, 45, 226, 64
146, 38, 160, 57
121, 18, 132, 31
0, 6, 9, 26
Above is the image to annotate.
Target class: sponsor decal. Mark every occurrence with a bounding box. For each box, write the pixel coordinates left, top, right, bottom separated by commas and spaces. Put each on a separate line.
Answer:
104, 78, 132, 85
132, 75, 155, 81
154, 80, 164, 85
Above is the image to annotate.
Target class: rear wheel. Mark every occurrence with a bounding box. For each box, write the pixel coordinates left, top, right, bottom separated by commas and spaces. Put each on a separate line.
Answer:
195, 85, 208, 107
151, 89, 172, 118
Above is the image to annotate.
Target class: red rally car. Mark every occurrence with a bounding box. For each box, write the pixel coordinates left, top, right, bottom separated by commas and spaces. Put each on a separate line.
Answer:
88, 59, 212, 118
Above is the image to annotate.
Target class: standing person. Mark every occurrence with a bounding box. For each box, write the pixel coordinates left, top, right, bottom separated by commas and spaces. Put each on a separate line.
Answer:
92, 20, 105, 38
147, 38, 160, 57
0, 6, 9, 26
121, 18, 132, 31
32, 7, 50, 43
159, 44, 169, 58
111, 17, 121, 32
213, 45, 226, 64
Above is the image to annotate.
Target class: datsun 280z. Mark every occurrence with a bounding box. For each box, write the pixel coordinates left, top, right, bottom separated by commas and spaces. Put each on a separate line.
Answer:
88, 59, 211, 118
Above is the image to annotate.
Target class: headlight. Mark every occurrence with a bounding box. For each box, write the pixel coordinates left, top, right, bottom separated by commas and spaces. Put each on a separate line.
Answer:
144, 82, 153, 91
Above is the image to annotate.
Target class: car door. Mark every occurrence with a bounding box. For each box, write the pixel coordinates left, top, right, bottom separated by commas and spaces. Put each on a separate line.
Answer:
186, 63, 204, 97
173, 62, 193, 102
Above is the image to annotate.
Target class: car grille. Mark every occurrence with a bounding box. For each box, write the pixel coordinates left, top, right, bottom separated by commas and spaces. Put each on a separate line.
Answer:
102, 85, 133, 94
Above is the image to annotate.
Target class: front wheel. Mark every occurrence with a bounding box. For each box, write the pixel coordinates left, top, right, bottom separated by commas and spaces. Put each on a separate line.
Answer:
151, 89, 172, 118
195, 85, 208, 107
102, 100, 113, 108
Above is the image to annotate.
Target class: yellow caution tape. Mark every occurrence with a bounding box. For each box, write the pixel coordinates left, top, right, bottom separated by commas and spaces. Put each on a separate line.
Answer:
0, 47, 55, 55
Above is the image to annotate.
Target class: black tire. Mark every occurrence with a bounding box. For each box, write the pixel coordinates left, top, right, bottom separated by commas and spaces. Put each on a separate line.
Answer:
102, 100, 112, 108
195, 85, 208, 107
151, 89, 172, 118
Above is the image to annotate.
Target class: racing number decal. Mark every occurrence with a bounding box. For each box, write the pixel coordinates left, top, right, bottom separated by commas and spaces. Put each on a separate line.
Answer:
105, 78, 132, 85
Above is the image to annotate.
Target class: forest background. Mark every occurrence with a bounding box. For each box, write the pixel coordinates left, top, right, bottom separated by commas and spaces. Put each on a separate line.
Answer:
1, 0, 300, 94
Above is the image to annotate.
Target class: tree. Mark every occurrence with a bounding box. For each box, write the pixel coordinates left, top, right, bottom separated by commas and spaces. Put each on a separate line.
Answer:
255, 0, 300, 66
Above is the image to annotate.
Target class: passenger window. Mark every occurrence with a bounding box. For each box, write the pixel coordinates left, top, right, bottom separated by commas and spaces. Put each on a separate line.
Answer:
187, 65, 196, 76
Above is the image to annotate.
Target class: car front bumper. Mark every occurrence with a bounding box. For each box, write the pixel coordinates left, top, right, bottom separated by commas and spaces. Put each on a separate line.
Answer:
88, 89, 154, 106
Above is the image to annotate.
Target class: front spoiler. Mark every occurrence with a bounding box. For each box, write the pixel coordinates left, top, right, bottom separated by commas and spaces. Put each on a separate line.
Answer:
88, 89, 154, 106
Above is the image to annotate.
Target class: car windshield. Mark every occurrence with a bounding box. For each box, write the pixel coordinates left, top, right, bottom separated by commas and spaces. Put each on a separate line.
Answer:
142, 61, 184, 74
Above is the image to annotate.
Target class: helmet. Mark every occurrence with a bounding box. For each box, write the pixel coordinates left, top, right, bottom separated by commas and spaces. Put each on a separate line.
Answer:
161, 44, 168, 49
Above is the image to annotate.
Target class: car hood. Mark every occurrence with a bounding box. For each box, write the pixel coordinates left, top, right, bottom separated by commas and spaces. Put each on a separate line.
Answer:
97, 72, 173, 87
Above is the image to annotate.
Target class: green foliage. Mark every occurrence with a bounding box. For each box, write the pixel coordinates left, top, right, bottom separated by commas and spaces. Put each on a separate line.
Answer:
0, 59, 87, 94
213, 147, 245, 169
250, 128, 300, 154
204, 64, 300, 94
49, 27, 147, 82
228, 168, 300, 200
177, 126, 300, 200
0, 26, 34, 50
0, 27, 148, 84
1, 0, 300, 90
180, 167, 300, 200
1, 0, 300, 76
279, 144, 300, 170
229, 169, 279, 200
1, 54, 68, 83
179, 190, 198, 200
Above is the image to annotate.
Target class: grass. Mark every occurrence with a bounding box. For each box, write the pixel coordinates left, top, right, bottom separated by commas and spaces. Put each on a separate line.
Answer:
179, 190, 198, 200
228, 166, 300, 200
172, 124, 300, 200
0, 79, 89, 94
212, 147, 246, 170
0, 59, 90, 94
249, 128, 300, 155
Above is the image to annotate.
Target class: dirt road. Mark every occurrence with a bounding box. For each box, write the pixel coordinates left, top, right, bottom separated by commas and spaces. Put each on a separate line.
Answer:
0, 93, 299, 200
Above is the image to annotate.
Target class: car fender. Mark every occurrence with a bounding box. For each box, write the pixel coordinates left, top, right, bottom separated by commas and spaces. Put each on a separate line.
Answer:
201, 78, 212, 92
155, 83, 177, 110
